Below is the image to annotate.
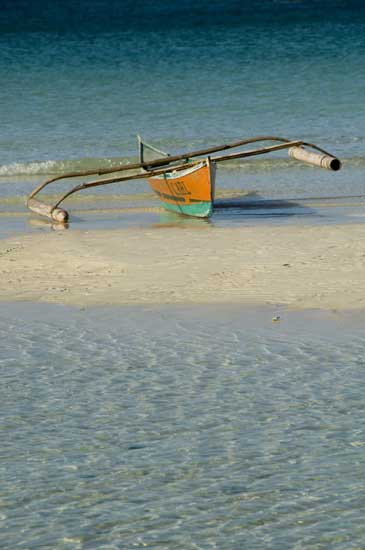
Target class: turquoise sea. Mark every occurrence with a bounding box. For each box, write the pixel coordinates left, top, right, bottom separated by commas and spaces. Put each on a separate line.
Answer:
0, 0, 365, 231
1, 1, 365, 548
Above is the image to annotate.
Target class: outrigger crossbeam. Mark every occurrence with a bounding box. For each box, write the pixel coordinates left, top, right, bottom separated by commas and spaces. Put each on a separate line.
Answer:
26, 136, 341, 222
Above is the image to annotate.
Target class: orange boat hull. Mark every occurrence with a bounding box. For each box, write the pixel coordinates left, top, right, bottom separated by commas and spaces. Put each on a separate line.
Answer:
147, 159, 215, 217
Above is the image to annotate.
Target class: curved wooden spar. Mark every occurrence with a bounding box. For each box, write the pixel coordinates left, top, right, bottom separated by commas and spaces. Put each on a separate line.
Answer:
27, 136, 301, 202
27, 159, 203, 222
26, 136, 342, 222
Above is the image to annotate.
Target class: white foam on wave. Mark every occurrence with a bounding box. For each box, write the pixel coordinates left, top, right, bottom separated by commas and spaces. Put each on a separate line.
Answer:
0, 156, 134, 177
0, 160, 61, 177
0, 153, 361, 178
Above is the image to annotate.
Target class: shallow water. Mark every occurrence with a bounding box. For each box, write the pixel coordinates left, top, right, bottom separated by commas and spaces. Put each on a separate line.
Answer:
1, 303, 365, 548
1, 4, 365, 547
2, 192, 365, 241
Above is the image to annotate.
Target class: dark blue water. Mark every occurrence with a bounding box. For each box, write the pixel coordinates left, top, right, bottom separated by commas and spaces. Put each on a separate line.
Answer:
1, 5, 365, 546
0, 1, 364, 218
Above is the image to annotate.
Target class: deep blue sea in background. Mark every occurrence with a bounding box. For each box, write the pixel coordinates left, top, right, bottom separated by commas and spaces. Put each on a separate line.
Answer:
0, 0, 364, 219
1, 3, 365, 548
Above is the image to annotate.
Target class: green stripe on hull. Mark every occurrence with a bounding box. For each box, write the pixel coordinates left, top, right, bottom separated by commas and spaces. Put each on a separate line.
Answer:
161, 200, 213, 218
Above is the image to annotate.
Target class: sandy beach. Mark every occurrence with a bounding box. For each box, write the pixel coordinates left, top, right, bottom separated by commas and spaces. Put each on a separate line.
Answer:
1, 223, 364, 310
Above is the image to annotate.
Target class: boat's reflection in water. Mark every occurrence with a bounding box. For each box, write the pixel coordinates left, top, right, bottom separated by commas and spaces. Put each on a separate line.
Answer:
154, 194, 315, 228
28, 216, 70, 232
26, 193, 365, 232
153, 212, 212, 229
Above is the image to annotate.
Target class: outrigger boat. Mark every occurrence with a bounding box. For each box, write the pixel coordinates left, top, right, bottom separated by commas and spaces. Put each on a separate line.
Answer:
26, 135, 341, 222
138, 136, 216, 218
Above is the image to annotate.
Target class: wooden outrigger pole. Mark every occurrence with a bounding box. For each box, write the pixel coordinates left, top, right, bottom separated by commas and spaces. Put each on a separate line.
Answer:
26, 136, 341, 222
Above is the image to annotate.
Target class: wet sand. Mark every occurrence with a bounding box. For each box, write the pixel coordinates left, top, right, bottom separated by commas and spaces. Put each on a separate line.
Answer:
1, 223, 365, 310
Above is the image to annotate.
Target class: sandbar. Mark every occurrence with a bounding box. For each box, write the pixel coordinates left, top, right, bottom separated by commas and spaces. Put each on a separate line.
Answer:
1, 223, 365, 310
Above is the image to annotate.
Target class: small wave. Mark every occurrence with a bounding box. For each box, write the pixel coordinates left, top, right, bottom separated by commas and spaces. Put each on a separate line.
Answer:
220, 157, 296, 172
0, 154, 363, 178
219, 156, 363, 172
0, 156, 136, 177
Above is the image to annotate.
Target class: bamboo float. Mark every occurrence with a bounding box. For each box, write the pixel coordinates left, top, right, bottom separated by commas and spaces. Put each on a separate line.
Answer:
288, 147, 341, 171
27, 160, 203, 221
26, 136, 342, 222
27, 198, 69, 222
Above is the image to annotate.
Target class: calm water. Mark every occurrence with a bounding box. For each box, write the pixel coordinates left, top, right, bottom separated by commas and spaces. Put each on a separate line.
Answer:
1, 3, 365, 548
1, 303, 365, 548
0, 1, 364, 227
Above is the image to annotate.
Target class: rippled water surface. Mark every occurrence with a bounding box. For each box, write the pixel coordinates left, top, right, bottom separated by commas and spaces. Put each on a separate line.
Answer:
1, 303, 365, 548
